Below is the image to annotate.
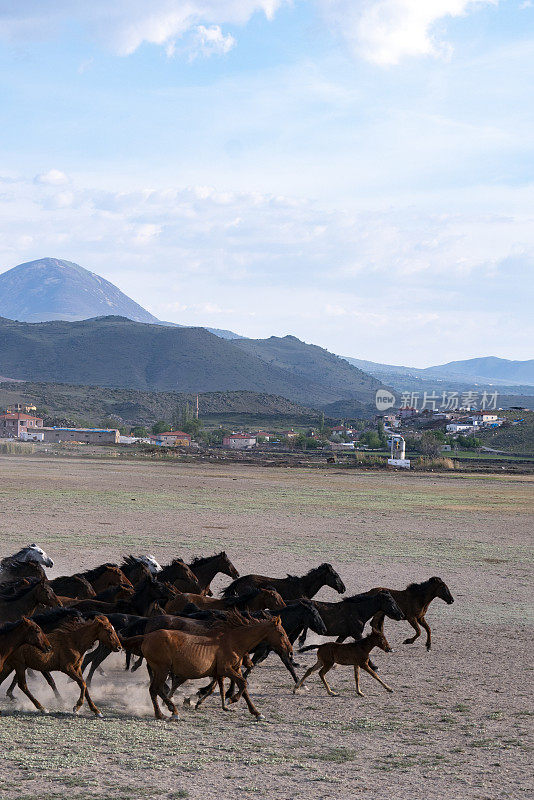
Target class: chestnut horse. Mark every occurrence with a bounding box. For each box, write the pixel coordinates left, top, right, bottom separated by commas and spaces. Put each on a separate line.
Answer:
122, 612, 292, 720
0, 615, 121, 717
0, 618, 51, 678
294, 625, 394, 697
0, 579, 62, 623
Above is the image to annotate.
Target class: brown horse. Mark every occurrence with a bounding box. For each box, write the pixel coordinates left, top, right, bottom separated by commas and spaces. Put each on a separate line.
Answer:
164, 587, 285, 615
363, 577, 454, 650
0, 615, 121, 717
0, 618, 51, 677
294, 625, 394, 697
122, 612, 292, 720
0, 579, 62, 622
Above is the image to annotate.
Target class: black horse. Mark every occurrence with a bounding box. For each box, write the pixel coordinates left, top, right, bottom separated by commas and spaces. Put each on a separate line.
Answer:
222, 563, 346, 603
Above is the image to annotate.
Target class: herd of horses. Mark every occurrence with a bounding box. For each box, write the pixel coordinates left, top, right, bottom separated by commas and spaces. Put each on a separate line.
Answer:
0, 544, 454, 720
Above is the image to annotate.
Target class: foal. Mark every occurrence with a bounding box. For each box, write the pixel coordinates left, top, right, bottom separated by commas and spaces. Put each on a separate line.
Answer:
293, 625, 394, 697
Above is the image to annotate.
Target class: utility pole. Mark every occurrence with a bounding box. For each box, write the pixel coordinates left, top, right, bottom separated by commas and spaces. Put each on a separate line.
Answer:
196, 394, 199, 419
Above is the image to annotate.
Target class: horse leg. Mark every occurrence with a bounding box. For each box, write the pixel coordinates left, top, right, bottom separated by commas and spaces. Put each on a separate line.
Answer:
319, 664, 338, 697
354, 666, 363, 696
293, 661, 321, 693
278, 653, 299, 684
195, 679, 217, 709
150, 669, 178, 719
297, 628, 308, 648
65, 666, 96, 716
361, 663, 393, 693
217, 678, 229, 711
5, 674, 17, 700
14, 667, 47, 713
227, 669, 262, 719
420, 617, 432, 650
43, 671, 61, 699
403, 618, 421, 645
335, 636, 347, 643
131, 656, 144, 672
83, 643, 111, 685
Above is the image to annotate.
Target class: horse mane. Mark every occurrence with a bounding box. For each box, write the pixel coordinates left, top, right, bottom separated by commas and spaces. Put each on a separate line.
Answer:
342, 591, 373, 604
406, 579, 436, 595
0, 618, 28, 634
299, 563, 333, 581
189, 553, 223, 568
0, 546, 35, 568
30, 608, 84, 630
210, 609, 270, 631
222, 588, 262, 608
78, 563, 118, 582
0, 577, 44, 602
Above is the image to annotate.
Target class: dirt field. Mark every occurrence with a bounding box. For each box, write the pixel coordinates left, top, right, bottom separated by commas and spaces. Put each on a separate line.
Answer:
0, 455, 532, 800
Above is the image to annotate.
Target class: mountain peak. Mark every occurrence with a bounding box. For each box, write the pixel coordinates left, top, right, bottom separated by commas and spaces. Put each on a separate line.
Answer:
0, 257, 159, 324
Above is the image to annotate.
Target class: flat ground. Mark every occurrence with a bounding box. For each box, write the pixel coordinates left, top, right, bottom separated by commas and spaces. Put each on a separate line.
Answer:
0, 455, 532, 800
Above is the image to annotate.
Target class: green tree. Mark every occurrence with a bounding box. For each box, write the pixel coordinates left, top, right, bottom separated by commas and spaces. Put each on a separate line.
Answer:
152, 420, 168, 435
132, 426, 149, 437
377, 421, 387, 448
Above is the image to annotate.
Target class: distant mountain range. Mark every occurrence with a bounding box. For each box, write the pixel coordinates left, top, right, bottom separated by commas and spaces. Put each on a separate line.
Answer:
344, 356, 534, 388
0, 315, 383, 410
0, 258, 241, 340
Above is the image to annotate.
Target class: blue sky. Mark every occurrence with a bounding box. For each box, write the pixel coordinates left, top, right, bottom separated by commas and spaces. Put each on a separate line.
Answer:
0, 0, 532, 365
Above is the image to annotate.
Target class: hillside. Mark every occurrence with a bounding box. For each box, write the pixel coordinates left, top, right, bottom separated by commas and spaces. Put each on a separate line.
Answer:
0, 316, 383, 408
232, 335, 382, 404
344, 354, 534, 387
0, 381, 317, 427
477, 410, 534, 455
0, 258, 240, 339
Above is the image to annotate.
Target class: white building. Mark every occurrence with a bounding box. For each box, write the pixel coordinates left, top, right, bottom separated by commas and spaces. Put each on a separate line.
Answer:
223, 434, 257, 450
446, 423, 474, 433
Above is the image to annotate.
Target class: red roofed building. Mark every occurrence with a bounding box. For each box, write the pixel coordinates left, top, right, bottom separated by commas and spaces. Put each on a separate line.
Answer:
0, 412, 43, 439
150, 431, 191, 447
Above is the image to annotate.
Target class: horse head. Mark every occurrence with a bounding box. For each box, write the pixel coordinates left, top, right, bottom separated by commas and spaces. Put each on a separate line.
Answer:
321, 563, 346, 594
300, 599, 327, 635
94, 615, 122, 652
267, 615, 293, 659
429, 577, 454, 604
12, 544, 54, 569
22, 618, 52, 653
139, 554, 162, 574
260, 588, 286, 611
219, 552, 240, 579
35, 579, 62, 609
380, 590, 405, 621
370, 623, 393, 653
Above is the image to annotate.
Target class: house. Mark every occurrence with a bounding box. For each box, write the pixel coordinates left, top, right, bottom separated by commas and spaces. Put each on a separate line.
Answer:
331, 425, 357, 437
469, 413, 500, 427
280, 430, 299, 439
251, 431, 271, 441
222, 434, 257, 450
0, 412, 43, 439
446, 423, 474, 434
150, 431, 191, 447
399, 407, 418, 419
37, 427, 120, 445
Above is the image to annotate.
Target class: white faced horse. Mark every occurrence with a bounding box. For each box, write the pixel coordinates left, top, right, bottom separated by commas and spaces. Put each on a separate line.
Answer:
138, 554, 162, 575
1, 544, 54, 569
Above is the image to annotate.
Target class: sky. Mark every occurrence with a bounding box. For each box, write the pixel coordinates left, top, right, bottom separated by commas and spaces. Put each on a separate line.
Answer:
0, 0, 533, 366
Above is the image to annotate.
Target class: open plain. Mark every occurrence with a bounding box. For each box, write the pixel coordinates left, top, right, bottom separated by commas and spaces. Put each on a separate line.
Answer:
0, 454, 532, 800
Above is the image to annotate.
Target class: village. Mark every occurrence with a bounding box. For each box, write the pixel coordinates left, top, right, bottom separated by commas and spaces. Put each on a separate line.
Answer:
0, 400, 509, 459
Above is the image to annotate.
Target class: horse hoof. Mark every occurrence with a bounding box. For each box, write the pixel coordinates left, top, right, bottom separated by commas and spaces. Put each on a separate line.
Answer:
95, 712, 104, 719
170, 714, 180, 721
254, 714, 265, 721
40, 708, 50, 715
183, 697, 192, 706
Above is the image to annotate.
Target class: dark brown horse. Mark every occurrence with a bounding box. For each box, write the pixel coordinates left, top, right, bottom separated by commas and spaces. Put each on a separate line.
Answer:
0, 615, 121, 717
122, 612, 292, 720
158, 559, 202, 593
188, 552, 239, 594
362, 577, 454, 650
0, 579, 62, 622
222, 563, 346, 603
49, 575, 96, 599
294, 625, 394, 697
70, 575, 176, 616
298, 591, 405, 646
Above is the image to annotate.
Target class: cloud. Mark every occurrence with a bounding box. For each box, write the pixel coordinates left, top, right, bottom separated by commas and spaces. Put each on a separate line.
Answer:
318, 0, 498, 65
0, 1, 286, 57
0, 1, 497, 64
34, 169, 69, 186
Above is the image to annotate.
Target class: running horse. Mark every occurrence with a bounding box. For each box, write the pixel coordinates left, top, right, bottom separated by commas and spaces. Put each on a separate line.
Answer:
0, 545, 53, 586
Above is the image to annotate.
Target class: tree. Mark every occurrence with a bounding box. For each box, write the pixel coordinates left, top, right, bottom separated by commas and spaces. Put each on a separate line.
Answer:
361, 431, 382, 449
377, 421, 387, 448
419, 431, 441, 457
173, 402, 203, 437
152, 420, 168, 435
132, 426, 149, 437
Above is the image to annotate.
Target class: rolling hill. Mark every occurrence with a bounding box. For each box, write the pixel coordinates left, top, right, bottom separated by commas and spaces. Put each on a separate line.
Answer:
0, 258, 241, 339
0, 316, 384, 409
231, 335, 382, 405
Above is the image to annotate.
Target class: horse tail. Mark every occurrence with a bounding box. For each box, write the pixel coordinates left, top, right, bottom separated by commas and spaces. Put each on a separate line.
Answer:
120, 635, 145, 655
298, 644, 320, 653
